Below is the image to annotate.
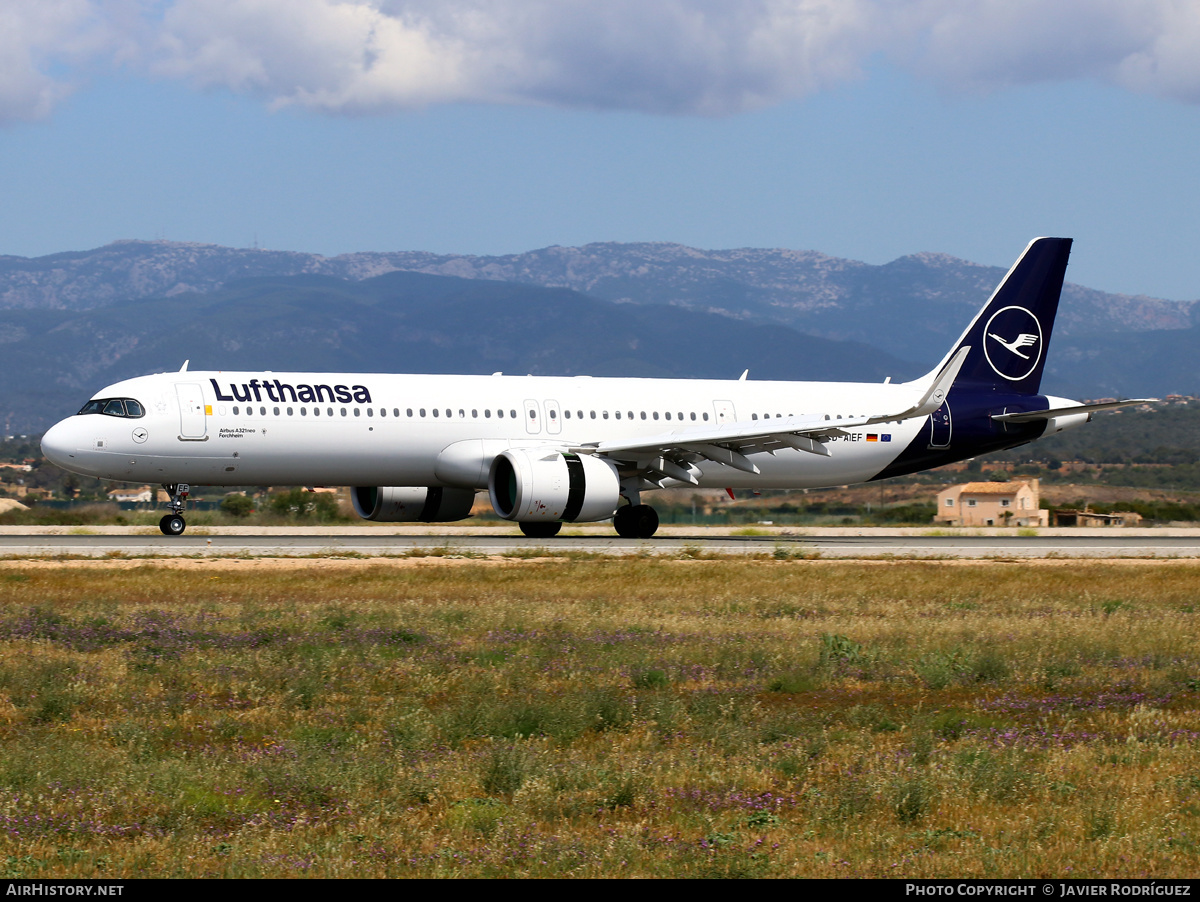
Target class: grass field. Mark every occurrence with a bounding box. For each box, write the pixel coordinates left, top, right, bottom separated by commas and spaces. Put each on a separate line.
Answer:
1, 558, 1198, 878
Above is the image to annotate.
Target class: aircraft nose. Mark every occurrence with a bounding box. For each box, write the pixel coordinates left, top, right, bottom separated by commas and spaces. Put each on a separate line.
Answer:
41, 418, 81, 469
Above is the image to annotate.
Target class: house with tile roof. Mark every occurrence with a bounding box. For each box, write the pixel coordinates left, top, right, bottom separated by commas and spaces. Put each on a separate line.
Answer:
934, 479, 1048, 527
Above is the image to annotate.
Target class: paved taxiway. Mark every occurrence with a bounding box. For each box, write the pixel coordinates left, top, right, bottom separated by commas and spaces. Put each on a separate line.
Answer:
1, 531, 1198, 559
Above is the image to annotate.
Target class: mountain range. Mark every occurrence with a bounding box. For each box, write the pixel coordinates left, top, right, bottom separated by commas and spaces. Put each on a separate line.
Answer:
0, 240, 1194, 433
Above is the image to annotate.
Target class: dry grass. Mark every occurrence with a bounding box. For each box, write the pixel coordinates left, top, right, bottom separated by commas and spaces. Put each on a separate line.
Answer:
0, 559, 1198, 878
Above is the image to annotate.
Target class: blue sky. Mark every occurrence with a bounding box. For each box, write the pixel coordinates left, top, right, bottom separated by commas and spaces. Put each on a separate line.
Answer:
2, 1, 1199, 300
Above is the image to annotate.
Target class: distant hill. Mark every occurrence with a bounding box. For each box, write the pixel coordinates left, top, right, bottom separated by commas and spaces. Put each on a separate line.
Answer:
0, 239, 1195, 418
0, 271, 916, 433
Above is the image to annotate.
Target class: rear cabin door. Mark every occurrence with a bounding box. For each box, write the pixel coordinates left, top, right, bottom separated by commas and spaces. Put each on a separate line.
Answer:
928, 400, 952, 448
176, 383, 208, 440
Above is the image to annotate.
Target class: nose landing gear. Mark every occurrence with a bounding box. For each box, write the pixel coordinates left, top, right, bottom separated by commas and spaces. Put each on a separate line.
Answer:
159, 483, 190, 536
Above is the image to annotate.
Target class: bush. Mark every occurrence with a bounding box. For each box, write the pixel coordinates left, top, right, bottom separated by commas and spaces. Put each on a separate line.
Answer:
267, 488, 343, 522
219, 494, 254, 518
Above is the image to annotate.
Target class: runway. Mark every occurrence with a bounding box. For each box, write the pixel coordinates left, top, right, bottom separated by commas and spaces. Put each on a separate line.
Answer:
0, 530, 1198, 559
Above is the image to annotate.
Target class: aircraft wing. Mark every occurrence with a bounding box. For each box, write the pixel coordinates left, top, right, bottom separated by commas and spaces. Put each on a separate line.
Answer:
569, 348, 970, 485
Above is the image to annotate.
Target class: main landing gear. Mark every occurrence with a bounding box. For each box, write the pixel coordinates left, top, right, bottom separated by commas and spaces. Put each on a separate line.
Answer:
514, 503, 661, 540
159, 483, 190, 536
614, 504, 659, 539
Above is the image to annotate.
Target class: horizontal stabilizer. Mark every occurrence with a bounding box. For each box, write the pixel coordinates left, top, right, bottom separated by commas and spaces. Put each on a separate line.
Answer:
991, 399, 1158, 424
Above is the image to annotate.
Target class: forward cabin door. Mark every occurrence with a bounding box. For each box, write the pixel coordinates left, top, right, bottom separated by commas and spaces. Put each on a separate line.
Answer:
176, 383, 208, 440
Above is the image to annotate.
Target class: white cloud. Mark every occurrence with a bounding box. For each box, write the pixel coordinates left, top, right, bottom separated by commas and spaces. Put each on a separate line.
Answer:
149, 0, 883, 115
1113, 1, 1200, 104
0, 1, 93, 122
5, 1, 1200, 124
0, 0, 146, 124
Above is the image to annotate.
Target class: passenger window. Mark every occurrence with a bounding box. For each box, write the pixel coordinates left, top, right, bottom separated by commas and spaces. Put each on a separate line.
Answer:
564, 410, 571, 419
313, 408, 320, 417
703, 413, 709, 421
367, 408, 373, 417
233, 406, 240, 415
653, 412, 659, 420
472, 410, 478, 418
273, 407, 280, 416
665, 412, 671, 420
497, 409, 503, 418
602, 411, 609, 419
690, 412, 696, 421
327, 408, 333, 417
420, 409, 426, 417
260, 407, 266, 416
510, 410, 517, 418
590, 411, 596, 419
459, 409, 465, 418
549, 410, 556, 419
485, 409, 492, 418
300, 408, 307, 416
287, 407, 293, 416
433, 409, 439, 417
614, 411, 620, 420
529, 409, 536, 419
640, 412, 646, 420
354, 408, 360, 417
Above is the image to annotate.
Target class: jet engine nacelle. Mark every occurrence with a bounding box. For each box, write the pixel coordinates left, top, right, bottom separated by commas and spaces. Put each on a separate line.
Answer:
488, 449, 621, 523
351, 486, 476, 522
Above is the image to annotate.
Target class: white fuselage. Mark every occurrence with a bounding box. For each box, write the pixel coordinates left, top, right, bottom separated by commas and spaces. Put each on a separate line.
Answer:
40, 370, 928, 491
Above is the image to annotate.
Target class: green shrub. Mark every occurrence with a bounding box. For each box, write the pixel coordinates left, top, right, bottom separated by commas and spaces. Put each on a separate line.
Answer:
219, 493, 254, 518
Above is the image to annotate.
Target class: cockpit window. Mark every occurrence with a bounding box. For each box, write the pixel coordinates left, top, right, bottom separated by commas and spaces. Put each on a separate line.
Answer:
78, 398, 146, 419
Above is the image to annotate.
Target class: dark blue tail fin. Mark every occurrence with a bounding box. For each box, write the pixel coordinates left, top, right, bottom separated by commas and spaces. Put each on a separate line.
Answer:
929, 237, 1071, 396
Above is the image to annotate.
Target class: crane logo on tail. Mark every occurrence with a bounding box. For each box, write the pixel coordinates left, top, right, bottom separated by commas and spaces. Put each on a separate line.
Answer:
983, 306, 1043, 381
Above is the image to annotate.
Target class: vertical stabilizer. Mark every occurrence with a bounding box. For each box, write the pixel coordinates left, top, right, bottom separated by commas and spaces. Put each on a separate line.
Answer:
927, 237, 1072, 396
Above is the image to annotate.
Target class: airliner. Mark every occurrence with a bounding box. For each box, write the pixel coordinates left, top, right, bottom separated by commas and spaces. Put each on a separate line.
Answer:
39, 238, 1150, 538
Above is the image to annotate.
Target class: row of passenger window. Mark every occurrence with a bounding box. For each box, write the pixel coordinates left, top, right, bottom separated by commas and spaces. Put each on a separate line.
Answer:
229, 405, 391, 418
225, 406, 519, 419
222, 405, 721, 422
558, 409, 711, 422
